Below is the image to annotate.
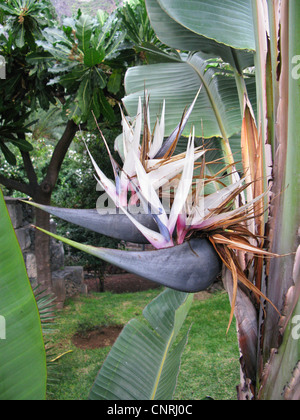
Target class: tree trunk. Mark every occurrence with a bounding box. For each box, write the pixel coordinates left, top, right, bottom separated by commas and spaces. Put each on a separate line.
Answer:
33, 188, 52, 296
31, 120, 78, 298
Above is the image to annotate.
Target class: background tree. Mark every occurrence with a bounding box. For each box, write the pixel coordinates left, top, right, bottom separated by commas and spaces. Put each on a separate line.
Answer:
0, 0, 153, 295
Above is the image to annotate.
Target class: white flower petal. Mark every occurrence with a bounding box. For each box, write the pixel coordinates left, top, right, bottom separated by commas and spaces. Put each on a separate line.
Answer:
168, 128, 196, 235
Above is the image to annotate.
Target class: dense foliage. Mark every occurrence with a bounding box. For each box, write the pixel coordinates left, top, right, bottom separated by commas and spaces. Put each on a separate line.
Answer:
0, 0, 167, 277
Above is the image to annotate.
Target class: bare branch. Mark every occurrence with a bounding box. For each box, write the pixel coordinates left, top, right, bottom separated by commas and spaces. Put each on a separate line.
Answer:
21, 151, 38, 187
42, 119, 78, 193
0, 174, 32, 196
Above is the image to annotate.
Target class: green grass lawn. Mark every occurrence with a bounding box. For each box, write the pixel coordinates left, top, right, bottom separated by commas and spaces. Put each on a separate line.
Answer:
46, 288, 240, 400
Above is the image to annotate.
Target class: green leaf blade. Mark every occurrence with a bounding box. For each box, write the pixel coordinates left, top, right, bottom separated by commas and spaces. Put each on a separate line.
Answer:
89, 289, 193, 400
84, 47, 104, 68
75, 14, 93, 53
123, 56, 256, 139
0, 190, 47, 400
156, 0, 255, 51
145, 0, 254, 69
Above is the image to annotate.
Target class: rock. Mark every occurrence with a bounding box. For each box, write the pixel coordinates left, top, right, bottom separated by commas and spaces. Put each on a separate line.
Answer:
50, 240, 65, 272
64, 266, 84, 286
52, 276, 66, 310
16, 227, 31, 251
52, 266, 87, 299
25, 253, 38, 280
5, 198, 23, 229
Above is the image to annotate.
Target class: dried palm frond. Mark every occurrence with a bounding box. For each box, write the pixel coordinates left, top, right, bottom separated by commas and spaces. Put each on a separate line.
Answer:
209, 233, 280, 333
176, 155, 281, 332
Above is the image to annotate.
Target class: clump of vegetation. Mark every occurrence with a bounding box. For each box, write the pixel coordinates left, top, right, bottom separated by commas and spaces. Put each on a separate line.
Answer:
0, 0, 161, 293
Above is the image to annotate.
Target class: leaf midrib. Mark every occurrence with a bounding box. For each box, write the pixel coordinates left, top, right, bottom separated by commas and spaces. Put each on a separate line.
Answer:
150, 330, 174, 400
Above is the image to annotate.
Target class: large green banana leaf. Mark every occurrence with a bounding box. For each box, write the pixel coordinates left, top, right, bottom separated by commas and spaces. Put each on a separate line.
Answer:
145, 0, 255, 69
123, 52, 257, 139
89, 288, 193, 400
0, 189, 47, 400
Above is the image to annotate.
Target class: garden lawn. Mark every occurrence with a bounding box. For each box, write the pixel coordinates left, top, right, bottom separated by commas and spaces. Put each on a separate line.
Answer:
47, 288, 240, 400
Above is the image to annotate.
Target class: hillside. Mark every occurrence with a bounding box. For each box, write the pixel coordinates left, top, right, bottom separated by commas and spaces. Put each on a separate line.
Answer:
50, 0, 123, 18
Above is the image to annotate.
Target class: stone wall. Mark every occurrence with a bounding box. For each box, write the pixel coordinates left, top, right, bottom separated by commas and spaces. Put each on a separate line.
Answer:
5, 197, 87, 308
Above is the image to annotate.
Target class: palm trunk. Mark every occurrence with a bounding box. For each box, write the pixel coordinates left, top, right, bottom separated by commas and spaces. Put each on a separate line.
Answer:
256, 0, 300, 399
231, 0, 300, 400
222, 0, 299, 400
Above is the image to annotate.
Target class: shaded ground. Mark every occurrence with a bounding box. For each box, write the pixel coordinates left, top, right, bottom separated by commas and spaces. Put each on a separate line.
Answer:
105, 273, 162, 293
84, 271, 161, 294
84, 269, 223, 295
